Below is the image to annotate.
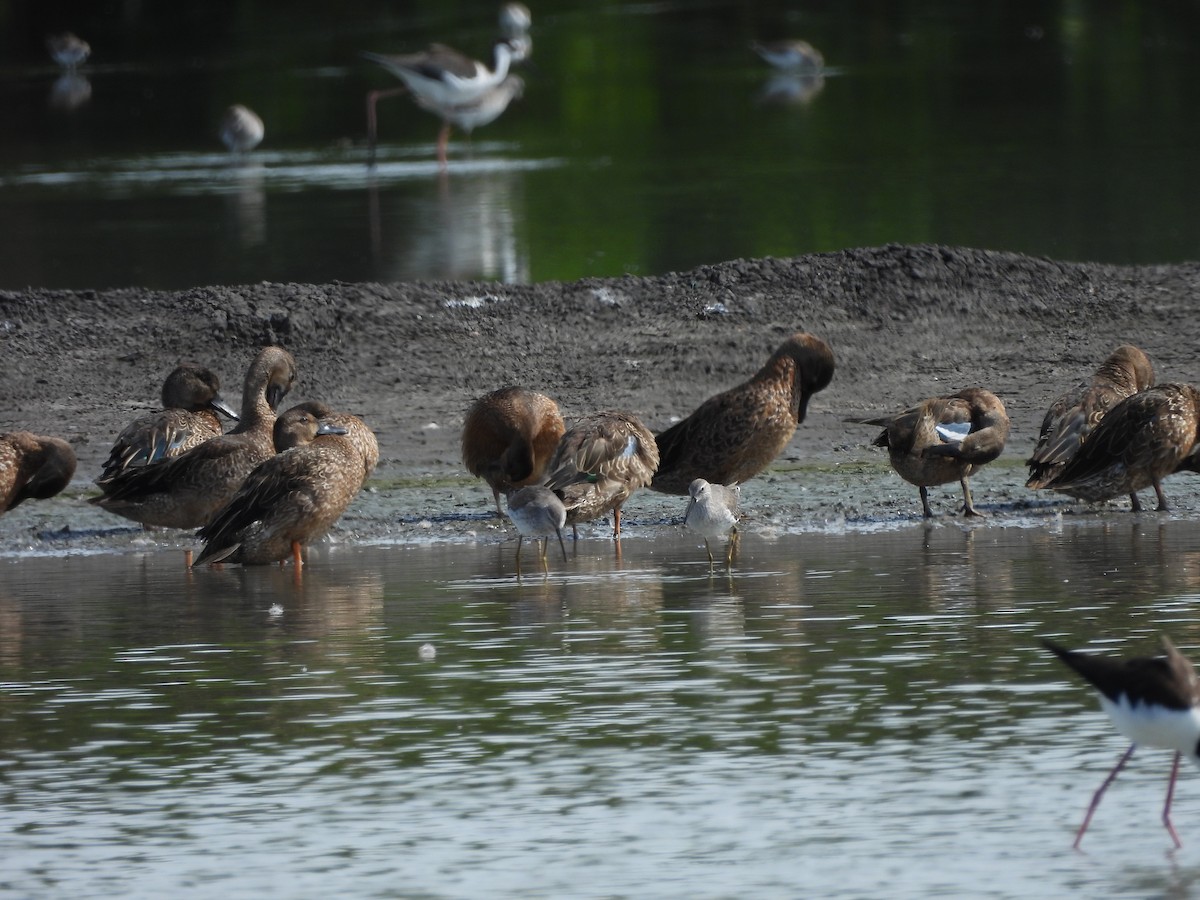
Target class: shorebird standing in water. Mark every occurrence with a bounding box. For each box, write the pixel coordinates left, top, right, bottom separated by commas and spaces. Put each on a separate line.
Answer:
1044, 636, 1200, 849
505, 485, 567, 576
683, 478, 740, 571
363, 4, 530, 168
751, 39, 824, 71
220, 104, 265, 155
47, 33, 90, 70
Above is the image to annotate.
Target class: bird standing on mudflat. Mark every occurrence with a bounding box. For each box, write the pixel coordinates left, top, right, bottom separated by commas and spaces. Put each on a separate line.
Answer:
462, 386, 565, 516
859, 387, 1009, 518
1026, 345, 1155, 498
96, 363, 238, 486
1042, 383, 1200, 512
683, 478, 740, 571
650, 332, 835, 495
194, 404, 371, 568
1044, 636, 1200, 849
0, 432, 76, 515
90, 346, 297, 529
543, 410, 659, 539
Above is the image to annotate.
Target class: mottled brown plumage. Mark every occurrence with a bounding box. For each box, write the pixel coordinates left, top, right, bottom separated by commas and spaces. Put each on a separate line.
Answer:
90, 346, 297, 528
194, 404, 370, 566
544, 410, 659, 538
650, 332, 835, 495
462, 386, 565, 514
0, 431, 76, 514
1044, 383, 1200, 511
1026, 345, 1155, 491
96, 363, 238, 486
863, 387, 1010, 518
281, 401, 379, 488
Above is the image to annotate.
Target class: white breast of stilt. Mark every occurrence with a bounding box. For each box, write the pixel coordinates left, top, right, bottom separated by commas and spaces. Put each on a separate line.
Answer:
1100, 693, 1200, 760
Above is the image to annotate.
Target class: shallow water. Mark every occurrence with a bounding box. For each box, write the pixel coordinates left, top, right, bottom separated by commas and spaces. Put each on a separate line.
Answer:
4, 1, 1200, 289
6, 520, 1200, 898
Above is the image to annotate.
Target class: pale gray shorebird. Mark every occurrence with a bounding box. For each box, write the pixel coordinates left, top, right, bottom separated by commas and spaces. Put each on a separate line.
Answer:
1026, 345, 1156, 504
1044, 636, 1200, 849
857, 387, 1010, 518
220, 105, 265, 155
543, 410, 659, 540
751, 39, 824, 71
683, 478, 740, 571
499, 2, 533, 62
47, 32, 90, 70
504, 485, 567, 575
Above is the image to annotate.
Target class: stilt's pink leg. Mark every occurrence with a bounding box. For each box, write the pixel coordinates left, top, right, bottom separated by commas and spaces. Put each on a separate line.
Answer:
1074, 743, 1136, 849
1163, 751, 1184, 849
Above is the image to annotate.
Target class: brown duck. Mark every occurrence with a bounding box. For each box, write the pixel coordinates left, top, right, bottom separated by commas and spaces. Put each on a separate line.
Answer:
861, 387, 1010, 518
1026, 345, 1155, 498
462, 386, 565, 514
90, 346, 297, 528
194, 403, 371, 567
1044, 383, 1200, 511
650, 332, 834, 495
96, 363, 238, 486
543, 410, 659, 538
0, 432, 76, 514
285, 400, 379, 488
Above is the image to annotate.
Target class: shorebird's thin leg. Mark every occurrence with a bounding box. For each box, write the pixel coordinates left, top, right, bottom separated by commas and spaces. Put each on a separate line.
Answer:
1153, 479, 1170, 512
1163, 751, 1184, 849
725, 527, 737, 569
492, 488, 503, 517
919, 486, 934, 519
366, 87, 407, 163
515, 535, 524, 576
555, 527, 567, 562
538, 537, 549, 574
703, 538, 715, 572
1074, 743, 1136, 849
436, 122, 452, 169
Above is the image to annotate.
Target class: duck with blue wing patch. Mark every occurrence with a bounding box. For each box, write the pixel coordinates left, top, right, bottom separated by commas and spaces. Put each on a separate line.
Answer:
855, 387, 1009, 518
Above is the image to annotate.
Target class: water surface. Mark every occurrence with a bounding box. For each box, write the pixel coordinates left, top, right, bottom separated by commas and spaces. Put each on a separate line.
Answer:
5, 522, 1200, 897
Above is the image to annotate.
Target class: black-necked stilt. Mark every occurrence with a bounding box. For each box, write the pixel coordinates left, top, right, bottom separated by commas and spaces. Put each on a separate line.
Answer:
363, 37, 521, 168
47, 32, 90, 70
854, 388, 1010, 518
505, 485, 567, 575
219, 105, 265, 155
1044, 636, 1200, 849
1025, 345, 1156, 505
684, 479, 740, 571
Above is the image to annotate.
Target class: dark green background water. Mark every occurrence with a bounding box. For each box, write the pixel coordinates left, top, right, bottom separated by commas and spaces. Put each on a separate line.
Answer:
2, 1, 1198, 289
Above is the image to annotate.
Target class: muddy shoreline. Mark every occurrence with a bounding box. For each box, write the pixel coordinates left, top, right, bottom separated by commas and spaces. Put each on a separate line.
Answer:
3, 243, 1200, 553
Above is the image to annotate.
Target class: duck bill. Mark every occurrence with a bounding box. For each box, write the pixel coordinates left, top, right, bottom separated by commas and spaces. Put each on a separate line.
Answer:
210, 394, 240, 420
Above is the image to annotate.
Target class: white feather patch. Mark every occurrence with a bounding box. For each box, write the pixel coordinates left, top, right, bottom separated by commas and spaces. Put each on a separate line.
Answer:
935, 421, 971, 443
